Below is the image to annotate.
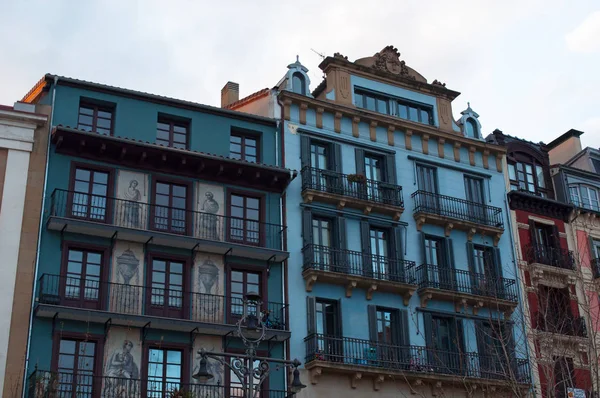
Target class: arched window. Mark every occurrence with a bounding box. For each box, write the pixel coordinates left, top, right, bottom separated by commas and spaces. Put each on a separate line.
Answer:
465, 118, 478, 138
292, 72, 306, 95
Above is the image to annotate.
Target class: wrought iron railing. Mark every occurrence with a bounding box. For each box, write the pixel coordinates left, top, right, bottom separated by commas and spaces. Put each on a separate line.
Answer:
534, 311, 587, 338
416, 264, 518, 302
304, 334, 530, 383
49, 189, 285, 250
38, 274, 288, 330
525, 244, 575, 270
302, 244, 416, 284
301, 167, 404, 207
593, 258, 600, 279
411, 190, 504, 229
27, 369, 292, 398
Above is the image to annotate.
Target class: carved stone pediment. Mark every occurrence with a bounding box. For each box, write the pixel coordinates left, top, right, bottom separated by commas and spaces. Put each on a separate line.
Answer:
372, 46, 414, 79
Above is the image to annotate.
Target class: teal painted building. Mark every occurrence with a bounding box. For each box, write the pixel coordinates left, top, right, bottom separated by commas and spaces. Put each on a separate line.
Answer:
231, 47, 532, 397
23, 75, 296, 397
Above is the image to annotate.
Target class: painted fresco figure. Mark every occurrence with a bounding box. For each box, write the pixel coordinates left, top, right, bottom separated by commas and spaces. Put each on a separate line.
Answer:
123, 180, 142, 228
103, 340, 140, 396
200, 191, 219, 239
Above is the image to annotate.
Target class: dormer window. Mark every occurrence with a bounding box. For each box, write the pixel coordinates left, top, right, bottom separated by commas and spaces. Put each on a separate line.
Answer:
292, 72, 306, 95
354, 88, 433, 125
465, 118, 478, 139
508, 156, 548, 197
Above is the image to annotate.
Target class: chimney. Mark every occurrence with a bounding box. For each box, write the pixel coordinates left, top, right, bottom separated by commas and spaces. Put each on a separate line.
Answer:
547, 129, 584, 166
221, 82, 239, 108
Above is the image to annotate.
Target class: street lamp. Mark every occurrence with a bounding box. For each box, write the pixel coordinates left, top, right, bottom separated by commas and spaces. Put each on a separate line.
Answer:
193, 291, 306, 397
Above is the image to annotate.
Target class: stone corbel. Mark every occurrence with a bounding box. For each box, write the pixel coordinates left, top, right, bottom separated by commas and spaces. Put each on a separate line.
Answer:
410, 379, 423, 395
467, 227, 477, 242
469, 146, 476, 166
422, 134, 430, 155
309, 367, 322, 384
567, 275, 578, 287
373, 374, 385, 391
403, 290, 414, 306
334, 112, 343, 133
305, 275, 317, 292
316, 107, 324, 128
369, 121, 378, 142
367, 284, 378, 300
393, 211, 402, 221
282, 99, 292, 121
431, 381, 443, 397
415, 216, 426, 231
503, 307, 514, 317
437, 138, 445, 159
453, 142, 461, 162
444, 222, 454, 237
454, 298, 467, 313
387, 125, 395, 146
303, 193, 314, 204
346, 280, 357, 298
405, 129, 413, 150
473, 301, 484, 315
496, 153, 503, 172
363, 205, 373, 216
350, 372, 362, 389
420, 293, 432, 308
337, 200, 346, 210
352, 116, 360, 138
299, 103, 308, 125
493, 232, 502, 247
483, 149, 490, 169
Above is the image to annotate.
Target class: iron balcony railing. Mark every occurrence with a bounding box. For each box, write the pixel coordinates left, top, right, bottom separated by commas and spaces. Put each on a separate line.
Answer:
411, 190, 504, 229
304, 334, 530, 384
49, 189, 285, 250
525, 244, 575, 270
38, 274, 288, 331
416, 264, 518, 302
593, 258, 600, 279
302, 244, 416, 285
27, 369, 292, 398
301, 167, 404, 207
534, 311, 587, 338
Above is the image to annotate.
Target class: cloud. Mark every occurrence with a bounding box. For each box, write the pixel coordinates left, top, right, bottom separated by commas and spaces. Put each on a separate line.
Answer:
566, 11, 600, 53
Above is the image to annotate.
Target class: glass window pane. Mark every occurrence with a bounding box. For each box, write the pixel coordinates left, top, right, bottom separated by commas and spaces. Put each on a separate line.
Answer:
420, 109, 430, 124
376, 98, 387, 113
78, 115, 93, 126
79, 107, 94, 116
231, 135, 242, 144
366, 96, 376, 111
75, 169, 91, 182
508, 164, 516, 180
354, 93, 363, 107
156, 183, 170, 195
536, 165, 545, 188
398, 104, 408, 119
231, 195, 243, 207
97, 110, 112, 119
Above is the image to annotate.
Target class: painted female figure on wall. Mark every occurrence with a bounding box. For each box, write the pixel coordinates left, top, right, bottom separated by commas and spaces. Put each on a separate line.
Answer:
103, 340, 140, 396
200, 191, 219, 239
123, 180, 142, 228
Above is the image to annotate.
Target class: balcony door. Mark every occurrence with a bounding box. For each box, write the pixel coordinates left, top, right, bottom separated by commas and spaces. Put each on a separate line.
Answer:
416, 164, 438, 212
229, 269, 262, 323
464, 176, 486, 224
471, 245, 499, 297
425, 315, 463, 374
370, 307, 406, 368
62, 248, 103, 310
310, 142, 336, 193
312, 217, 332, 271
229, 194, 261, 246
153, 182, 188, 234
55, 339, 98, 398
530, 222, 559, 266
146, 348, 182, 396
70, 167, 110, 222
147, 259, 184, 319
315, 300, 342, 362
423, 236, 453, 290
370, 227, 389, 279
364, 154, 383, 201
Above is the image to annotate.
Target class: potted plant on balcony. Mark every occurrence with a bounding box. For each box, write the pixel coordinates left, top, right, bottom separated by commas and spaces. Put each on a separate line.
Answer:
34, 372, 57, 398
347, 174, 367, 184
169, 388, 195, 398
347, 174, 368, 200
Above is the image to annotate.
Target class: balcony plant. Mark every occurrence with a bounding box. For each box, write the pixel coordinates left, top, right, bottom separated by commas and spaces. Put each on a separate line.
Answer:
347, 173, 367, 184
169, 389, 195, 398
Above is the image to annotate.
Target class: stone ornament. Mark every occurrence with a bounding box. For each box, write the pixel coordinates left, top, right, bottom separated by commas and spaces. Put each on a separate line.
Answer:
372, 45, 414, 79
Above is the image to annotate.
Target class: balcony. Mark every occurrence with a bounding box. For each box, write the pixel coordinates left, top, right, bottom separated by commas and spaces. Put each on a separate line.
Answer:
525, 244, 576, 288
534, 311, 587, 340
47, 189, 287, 261
411, 191, 504, 245
304, 334, 530, 389
27, 370, 292, 398
36, 274, 288, 338
302, 244, 417, 302
301, 167, 404, 220
416, 264, 518, 314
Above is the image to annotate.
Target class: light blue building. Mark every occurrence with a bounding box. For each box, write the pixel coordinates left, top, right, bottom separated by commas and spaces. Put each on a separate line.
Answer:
231, 46, 530, 397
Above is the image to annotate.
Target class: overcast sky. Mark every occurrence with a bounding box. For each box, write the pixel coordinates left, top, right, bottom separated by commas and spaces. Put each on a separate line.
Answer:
1, 0, 599, 148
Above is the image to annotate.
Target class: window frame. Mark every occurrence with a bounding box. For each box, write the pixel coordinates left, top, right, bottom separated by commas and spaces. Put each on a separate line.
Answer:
145, 252, 189, 319
142, 340, 190, 397
77, 100, 115, 136
150, 176, 193, 235
68, 162, 115, 223
291, 72, 307, 95
354, 88, 433, 126
226, 188, 266, 246
156, 115, 190, 150
374, 306, 401, 345
226, 263, 267, 324
569, 184, 600, 211
230, 131, 261, 163
507, 155, 549, 197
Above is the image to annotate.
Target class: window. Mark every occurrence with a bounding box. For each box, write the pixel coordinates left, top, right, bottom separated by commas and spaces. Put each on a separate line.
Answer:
592, 158, 600, 174
78, 102, 114, 135
376, 308, 398, 345
310, 143, 329, 170
230, 269, 262, 320
70, 166, 110, 222
307, 297, 343, 362
156, 118, 188, 149
370, 227, 389, 277
230, 133, 259, 163
153, 181, 188, 234
354, 89, 433, 125
63, 248, 103, 309
292, 72, 306, 95
464, 118, 478, 138
569, 184, 600, 211
422, 235, 454, 290
147, 348, 182, 396
507, 157, 548, 197
424, 314, 463, 373
312, 217, 332, 270
416, 164, 437, 193
56, 339, 97, 397
554, 357, 575, 398
147, 258, 184, 318
228, 193, 261, 245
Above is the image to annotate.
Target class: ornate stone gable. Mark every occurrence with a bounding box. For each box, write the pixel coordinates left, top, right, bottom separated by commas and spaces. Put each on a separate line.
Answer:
372, 46, 414, 79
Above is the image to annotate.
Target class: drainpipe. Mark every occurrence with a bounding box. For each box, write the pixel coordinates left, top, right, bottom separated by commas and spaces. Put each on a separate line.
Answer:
22, 76, 58, 398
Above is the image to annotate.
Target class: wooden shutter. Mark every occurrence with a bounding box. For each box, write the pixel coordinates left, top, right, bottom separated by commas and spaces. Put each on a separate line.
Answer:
492, 247, 503, 278
355, 148, 365, 175
335, 216, 348, 272
399, 310, 410, 346
300, 135, 311, 168
336, 216, 347, 249
385, 153, 397, 184
445, 238, 455, 269
361, 220, 372, 276
367, 305, 378, 342
474, 320, 486, 357
390, 226, 404, 281
589, 236, 597, 259
529, 219, 538, 247
336, 299, 344, 336
302, 208, 313, 247
466, 242, 476, 273
332, 143, 343, 173
306, 296, 316, 335
423, 312, 433, 348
